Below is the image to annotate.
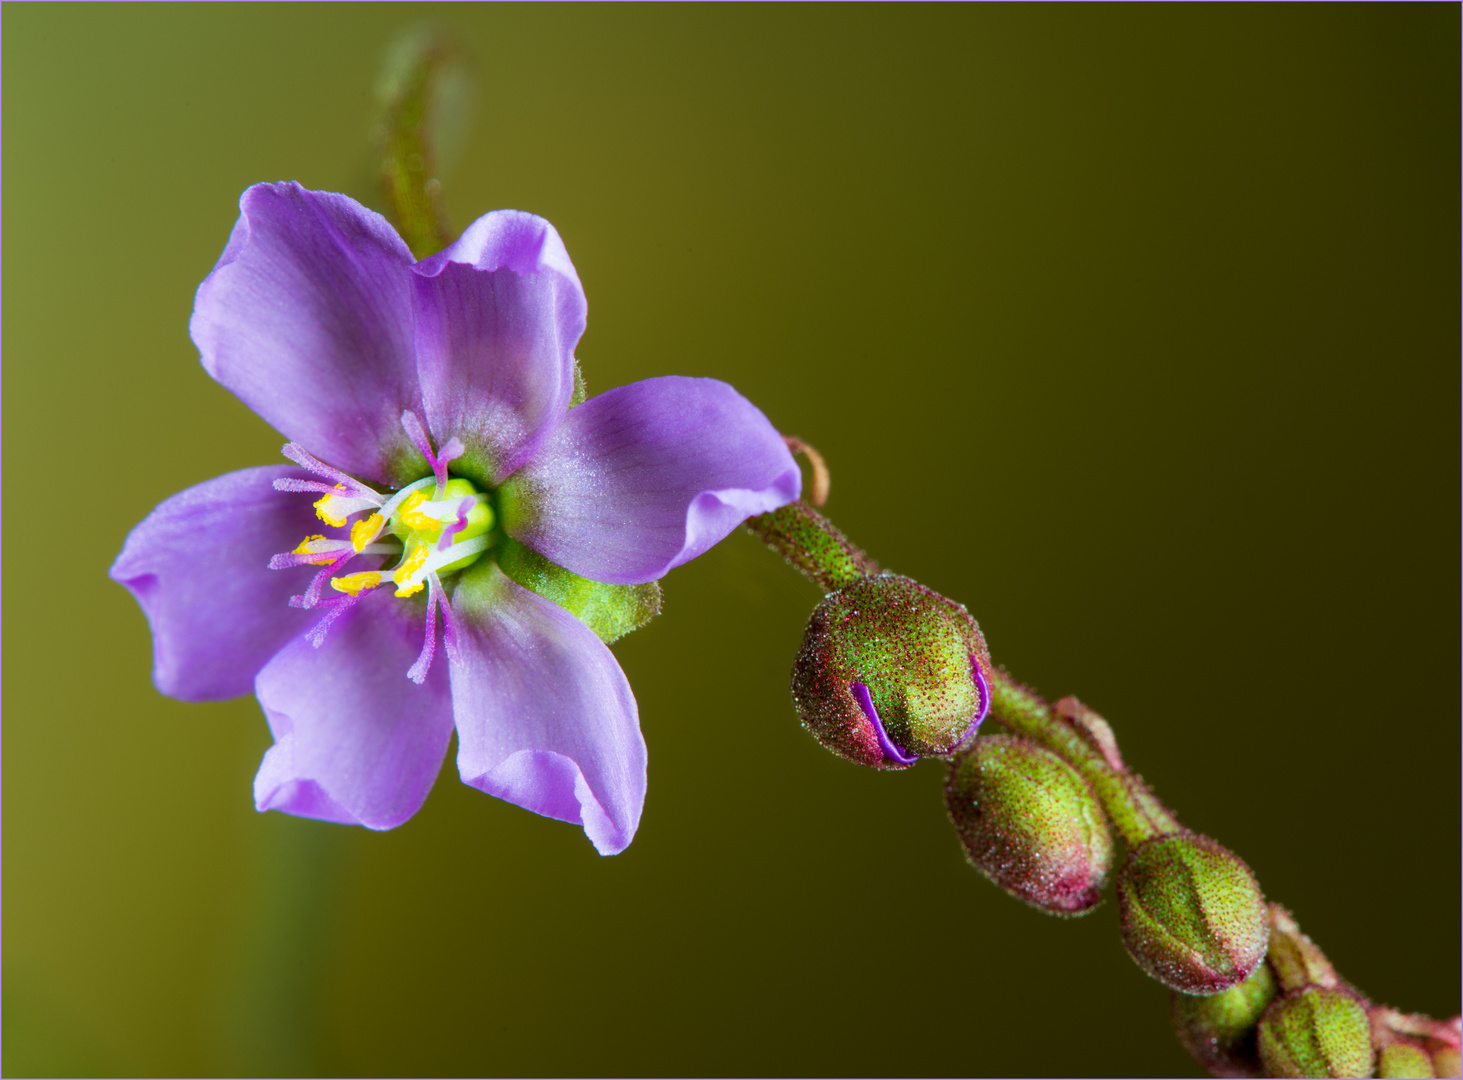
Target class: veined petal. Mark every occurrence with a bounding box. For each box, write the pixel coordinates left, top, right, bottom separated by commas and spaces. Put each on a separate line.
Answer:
109, 466, 323, 701
190, 182, 427, 486
253, 589, 454, 830
411, 210, 585, 487
449, 562, 645, 856
498, 376, 801, 585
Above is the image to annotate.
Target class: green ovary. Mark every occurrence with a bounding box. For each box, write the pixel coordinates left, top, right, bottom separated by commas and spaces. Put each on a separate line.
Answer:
390, 477, 497, 578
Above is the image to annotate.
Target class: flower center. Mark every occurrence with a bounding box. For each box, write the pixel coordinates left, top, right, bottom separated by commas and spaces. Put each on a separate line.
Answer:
267, 411, 497, 683
378, 476, 496, 594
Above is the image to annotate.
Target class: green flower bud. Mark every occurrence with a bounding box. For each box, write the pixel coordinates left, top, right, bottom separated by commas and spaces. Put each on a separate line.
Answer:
791, 574, 992, 770
1118, 833, 1268, 995
1258, 987, 1374, 1078
1377, 1043, 1437, 1079
945, 735, 1113, 916
1171, 959, 1279, 1077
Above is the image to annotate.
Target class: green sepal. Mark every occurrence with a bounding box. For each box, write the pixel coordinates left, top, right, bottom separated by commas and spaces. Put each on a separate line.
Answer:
569, 362, 588, 408
496, 538, 661, 644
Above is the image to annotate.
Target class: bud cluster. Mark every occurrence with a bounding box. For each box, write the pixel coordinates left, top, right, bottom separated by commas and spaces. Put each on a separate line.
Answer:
748, 497, 1457, 1079
1169, 903, 1461, 1079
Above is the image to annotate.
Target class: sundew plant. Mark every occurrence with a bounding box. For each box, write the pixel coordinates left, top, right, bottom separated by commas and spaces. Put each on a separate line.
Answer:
11, 9, 1453, 1077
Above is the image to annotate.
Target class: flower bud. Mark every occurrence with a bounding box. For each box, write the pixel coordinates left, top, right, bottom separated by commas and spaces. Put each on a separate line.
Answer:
791, 573, 991, 770
1258, 987, 1374, 1078
945, 735, 1113, 916
1171, 960, 1278, 1077
1376, 1044, 1437, 1079
1267, 903, 1339, 991
1118, 833, 1268, 995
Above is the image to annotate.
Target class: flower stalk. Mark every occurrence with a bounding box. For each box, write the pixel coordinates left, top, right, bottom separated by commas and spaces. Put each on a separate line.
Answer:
743, 501, 879, 592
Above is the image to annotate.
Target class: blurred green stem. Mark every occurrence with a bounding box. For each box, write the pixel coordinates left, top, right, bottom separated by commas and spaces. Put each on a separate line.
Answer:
216, 816, 346, 1075
373, 28, 469, 258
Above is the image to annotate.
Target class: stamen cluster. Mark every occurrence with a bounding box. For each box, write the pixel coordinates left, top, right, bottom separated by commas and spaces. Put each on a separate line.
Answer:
267, 410, 494, 683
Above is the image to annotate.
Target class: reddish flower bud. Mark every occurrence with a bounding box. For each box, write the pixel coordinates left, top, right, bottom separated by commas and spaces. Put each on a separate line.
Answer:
1118, 833, 1268, 995
945, 735, 1113, 916
791, 574, 991, 770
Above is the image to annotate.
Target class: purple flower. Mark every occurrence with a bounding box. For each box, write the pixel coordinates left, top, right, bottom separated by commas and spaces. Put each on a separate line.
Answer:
110, 182, 800, 854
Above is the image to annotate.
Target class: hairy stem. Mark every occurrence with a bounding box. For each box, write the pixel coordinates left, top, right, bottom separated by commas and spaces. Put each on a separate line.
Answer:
744, 501, 881, 592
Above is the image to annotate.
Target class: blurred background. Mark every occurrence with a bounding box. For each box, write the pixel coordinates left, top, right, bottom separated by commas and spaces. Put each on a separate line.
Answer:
4, 5, 1457, 1076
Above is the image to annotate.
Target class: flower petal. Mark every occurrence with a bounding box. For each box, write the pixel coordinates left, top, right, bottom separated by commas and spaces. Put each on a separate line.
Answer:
190, 182, 426, 486
411, 210, 586, 487
498, 376, 801, 585
109, 466, 323, 701
253, 590, 454, 830
449, 563, 645, 856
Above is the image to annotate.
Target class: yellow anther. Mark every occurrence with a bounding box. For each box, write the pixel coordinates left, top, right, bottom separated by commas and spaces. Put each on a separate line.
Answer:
292, 535, 339, 565
330, 571, 382, 596
313, 485, 350, 527
394, 579, 426, 598
392, 543, 430, 589
351, 513, 384, 552
398, 490, 437, 532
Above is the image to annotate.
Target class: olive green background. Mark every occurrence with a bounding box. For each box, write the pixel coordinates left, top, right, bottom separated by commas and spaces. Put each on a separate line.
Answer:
4, 4, 1458, 1077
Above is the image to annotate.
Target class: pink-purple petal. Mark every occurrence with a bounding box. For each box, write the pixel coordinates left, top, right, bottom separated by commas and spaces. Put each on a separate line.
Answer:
449, 564, 646, 856
190, 182, 426, 485
109, 466, 324, 701
411, 211, 586, 487
499, 376, 801, 585
253, 590, 454, 830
